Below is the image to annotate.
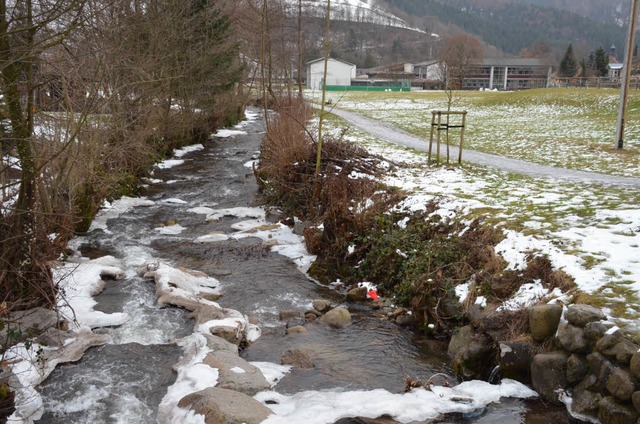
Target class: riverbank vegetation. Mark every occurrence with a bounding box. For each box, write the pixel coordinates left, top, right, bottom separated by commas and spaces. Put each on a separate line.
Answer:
0, 0, 244, 315
257, 97, 575, 335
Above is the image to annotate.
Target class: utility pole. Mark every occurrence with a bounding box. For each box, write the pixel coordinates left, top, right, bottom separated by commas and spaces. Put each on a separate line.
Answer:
616, 0, 639, 149
316, 0, 331, 174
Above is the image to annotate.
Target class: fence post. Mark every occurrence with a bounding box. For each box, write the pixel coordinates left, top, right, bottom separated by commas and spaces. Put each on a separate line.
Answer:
458, 111, 467, 164
428, 111, 436, 163
436, 111, 442, 163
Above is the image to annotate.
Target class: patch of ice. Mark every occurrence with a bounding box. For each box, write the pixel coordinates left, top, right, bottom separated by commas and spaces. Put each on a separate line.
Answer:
155, 224, 186, 235
174, 144, 204, 158
255, 379, 537, 423
162, 198, 188, 205
195, 233, 229, 243
206, 207, 264, 222
188, 206, 216, 215
157, 159, 185, 169
251, 362, 291, 387
157, 334, 218, 424
89, 197, 156, 233
212, 129, 247, 138
53, 260, 129, 330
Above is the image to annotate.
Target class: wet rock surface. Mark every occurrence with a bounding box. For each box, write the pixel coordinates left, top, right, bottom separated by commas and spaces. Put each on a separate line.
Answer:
178, 387, 272, 424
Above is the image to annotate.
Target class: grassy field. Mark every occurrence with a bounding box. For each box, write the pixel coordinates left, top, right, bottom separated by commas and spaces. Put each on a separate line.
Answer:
310, 89, 640, 325
319, 88, 640, 177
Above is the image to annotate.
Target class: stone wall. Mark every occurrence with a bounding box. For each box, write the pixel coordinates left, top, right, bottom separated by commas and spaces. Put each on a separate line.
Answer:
448, 303, 640, 424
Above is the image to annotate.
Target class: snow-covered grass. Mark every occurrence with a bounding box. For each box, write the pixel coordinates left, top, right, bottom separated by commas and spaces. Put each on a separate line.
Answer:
320, 108, 640, 325
318, 88, 640, 177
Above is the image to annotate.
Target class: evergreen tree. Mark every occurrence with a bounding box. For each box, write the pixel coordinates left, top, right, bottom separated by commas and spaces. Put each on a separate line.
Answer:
559, 44, 578, 77
594, 46, 609, 77
580, 58, 588, 77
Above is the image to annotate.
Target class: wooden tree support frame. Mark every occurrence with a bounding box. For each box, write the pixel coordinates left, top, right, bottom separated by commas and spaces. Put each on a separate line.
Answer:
428, 110, 467, 165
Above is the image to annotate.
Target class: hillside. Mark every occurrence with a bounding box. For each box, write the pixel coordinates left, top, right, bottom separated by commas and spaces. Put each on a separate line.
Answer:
284, 0, 421, 31
514, 0, 628, 26
381, 0, 629, 56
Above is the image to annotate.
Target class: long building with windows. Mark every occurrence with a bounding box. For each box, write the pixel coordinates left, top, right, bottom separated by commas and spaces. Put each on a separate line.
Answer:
463, 58, 552, 90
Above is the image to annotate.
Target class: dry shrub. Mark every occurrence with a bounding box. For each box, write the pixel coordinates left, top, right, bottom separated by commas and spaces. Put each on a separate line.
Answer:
256, 99, 315, 216
483, 271, 521, 300
501, 308, 531, 341
480, 253, 576, 302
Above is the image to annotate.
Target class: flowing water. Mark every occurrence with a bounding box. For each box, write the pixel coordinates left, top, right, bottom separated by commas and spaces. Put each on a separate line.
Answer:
35, 109, 572, 423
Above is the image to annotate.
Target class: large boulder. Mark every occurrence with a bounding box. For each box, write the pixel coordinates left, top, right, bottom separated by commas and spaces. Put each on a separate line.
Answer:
312, 299, 332, 313
177, 387, 272, 424
529, 304, 562, 342
346, 286, 368, 302
1, 308, 65, 345
596, 332, 624, 357
631, 352, 640, 380
566, 354, 589, 385
279, 310, 301, 321
556, 323, 589, 353
208, 325, 244, 346
605, 368, 636, 402
565, 304, 606, 327
203, 351, 271, 396
571, 375, 602, 418
448, 325, 474, 357
632, 391, 640, 415
448, 326, 495, 380
395, 314, 416, 327
499, 342, 534, 383
531, 352, 568, 403
202, 334, 238, 355
588, 352, 615, 392
598, 396, 639, 424
322, 307, 352, 328
612, 341, 638, 365
584, 321, 609, 343
281, 348, 315, 369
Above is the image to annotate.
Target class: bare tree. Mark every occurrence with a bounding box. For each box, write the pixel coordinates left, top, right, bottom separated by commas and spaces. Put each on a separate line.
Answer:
0, 0, 244, 311
440, 33, 483, 90
0, 0, 90, 309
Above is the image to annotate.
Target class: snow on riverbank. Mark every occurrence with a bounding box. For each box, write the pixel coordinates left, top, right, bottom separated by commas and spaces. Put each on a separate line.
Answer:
330, 119, 640, 320
257, 379, 537, 423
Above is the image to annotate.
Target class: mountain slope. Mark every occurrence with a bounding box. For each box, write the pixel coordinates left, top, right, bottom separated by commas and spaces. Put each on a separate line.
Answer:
513, 0, 627, 26
382, 0, 628, 55
285, 0, 422, 32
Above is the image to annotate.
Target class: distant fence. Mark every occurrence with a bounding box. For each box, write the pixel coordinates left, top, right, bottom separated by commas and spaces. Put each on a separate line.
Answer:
552, 77, 640, 89
324, 85, 409, 92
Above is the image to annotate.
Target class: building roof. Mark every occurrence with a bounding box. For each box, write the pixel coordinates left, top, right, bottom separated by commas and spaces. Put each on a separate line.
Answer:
306, 57, 356, 67
609, 63, 624, 70
412, 60, 439, 67
479, 58, 551, 67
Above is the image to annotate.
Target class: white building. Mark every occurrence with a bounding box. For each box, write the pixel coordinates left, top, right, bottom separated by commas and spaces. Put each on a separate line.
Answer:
608, 63, 623, 81
411, 60, 441, 81
306, 58, 356, 90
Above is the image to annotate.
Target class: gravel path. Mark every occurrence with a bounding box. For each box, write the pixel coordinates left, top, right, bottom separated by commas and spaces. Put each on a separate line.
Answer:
329, 106, 640, 188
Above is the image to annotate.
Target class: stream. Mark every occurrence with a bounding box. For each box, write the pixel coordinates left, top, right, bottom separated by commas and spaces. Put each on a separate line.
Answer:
35, 109, 573, 423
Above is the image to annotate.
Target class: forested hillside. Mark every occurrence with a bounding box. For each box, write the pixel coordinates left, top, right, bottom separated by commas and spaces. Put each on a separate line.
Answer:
382, 0, 628, 55
514, 0, 627, 25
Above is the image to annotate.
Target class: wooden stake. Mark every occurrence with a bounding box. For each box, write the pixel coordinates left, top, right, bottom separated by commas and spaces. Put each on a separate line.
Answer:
458, 111, 467, 164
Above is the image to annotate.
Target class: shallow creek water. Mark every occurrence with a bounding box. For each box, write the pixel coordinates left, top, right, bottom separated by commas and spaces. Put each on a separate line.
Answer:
35, 109, 573, 423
